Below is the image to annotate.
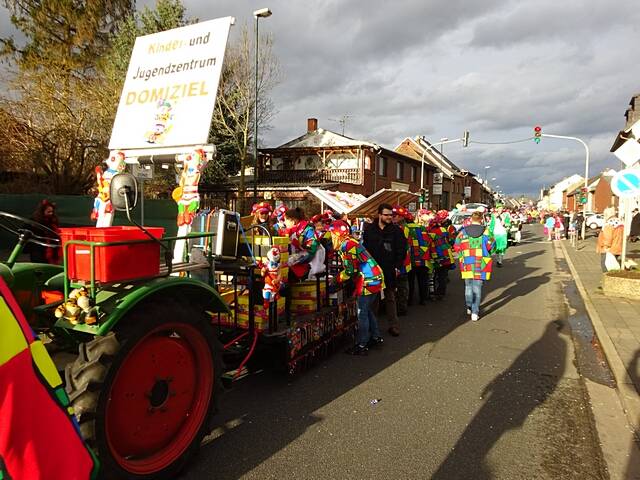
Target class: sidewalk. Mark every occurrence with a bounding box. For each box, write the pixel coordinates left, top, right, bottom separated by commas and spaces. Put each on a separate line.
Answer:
560, 234, 640, 433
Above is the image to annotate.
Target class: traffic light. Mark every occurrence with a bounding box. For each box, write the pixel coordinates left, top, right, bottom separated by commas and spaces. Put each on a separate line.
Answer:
462, 130, 470, 147
534, 125, 542, 144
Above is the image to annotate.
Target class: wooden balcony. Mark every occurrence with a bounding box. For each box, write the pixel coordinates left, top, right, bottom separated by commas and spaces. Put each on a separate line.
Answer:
259, 168, 361, 185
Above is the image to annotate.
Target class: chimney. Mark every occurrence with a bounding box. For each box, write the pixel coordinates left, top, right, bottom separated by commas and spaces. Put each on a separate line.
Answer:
307, 118, 318, 133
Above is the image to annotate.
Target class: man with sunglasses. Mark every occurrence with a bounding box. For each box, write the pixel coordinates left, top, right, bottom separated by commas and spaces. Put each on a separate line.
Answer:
362, 203, 407, 337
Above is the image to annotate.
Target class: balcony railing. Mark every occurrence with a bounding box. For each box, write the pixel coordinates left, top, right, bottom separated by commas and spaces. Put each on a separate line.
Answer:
260, 168, 361, 185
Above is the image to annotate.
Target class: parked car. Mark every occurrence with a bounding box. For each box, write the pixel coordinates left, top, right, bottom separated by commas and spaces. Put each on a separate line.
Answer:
586, 213, 605, 230
450, 211, 473, 230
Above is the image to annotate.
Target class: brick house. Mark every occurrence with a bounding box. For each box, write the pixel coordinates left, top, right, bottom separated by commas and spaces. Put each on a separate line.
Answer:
394, 136, 482, 209
566, 170, 618, 213
215, 118, 437, 213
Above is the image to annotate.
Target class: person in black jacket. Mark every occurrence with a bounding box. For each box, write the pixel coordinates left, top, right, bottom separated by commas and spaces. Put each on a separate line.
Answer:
362, 203, 407, 336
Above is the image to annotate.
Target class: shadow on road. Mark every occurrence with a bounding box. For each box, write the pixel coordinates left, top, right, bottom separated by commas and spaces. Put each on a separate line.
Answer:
432, 321, 567, 480
185, 283, 473, 479
482, 272, 552, 317
182, 225, 553, 479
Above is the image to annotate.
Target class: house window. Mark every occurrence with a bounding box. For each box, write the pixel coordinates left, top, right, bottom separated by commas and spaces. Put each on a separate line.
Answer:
396, 161, 404, 180
377, 157, 387, 177
411, 165, 417, 182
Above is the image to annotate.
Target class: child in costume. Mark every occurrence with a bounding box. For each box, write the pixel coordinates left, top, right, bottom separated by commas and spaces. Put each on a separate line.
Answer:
329, 220, 384, 355
251, 201, 274, 233
272, 204, 288, 235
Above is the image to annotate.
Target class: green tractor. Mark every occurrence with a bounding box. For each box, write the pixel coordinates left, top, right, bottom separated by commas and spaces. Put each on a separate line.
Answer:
0, 174, 230, 479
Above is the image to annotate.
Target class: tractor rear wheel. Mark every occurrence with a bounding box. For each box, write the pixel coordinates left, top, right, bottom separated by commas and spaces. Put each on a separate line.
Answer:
65, 302, 222, 479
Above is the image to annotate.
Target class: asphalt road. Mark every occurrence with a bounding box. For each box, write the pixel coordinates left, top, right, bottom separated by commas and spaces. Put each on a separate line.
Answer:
184, 225, 608, 480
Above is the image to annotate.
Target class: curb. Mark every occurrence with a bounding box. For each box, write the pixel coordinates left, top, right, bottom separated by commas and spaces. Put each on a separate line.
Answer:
559, 240, 640, 435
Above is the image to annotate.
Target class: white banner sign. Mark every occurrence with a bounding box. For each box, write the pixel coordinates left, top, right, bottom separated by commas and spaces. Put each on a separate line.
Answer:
109, 17, 233, 151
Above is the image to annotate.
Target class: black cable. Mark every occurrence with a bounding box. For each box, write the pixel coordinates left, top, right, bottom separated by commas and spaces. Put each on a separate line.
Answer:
469, 137, 536, 145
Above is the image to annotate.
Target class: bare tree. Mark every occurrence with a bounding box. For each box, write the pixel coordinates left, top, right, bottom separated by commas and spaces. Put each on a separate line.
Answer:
212, 25, 281, 212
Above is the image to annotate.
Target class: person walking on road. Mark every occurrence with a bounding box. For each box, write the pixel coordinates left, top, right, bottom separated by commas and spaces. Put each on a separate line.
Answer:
544, 215, 555, 242
489, 205, 510, 266
362, 203, 407, 337
329, 220, 385, 355
454, 211, 494, 322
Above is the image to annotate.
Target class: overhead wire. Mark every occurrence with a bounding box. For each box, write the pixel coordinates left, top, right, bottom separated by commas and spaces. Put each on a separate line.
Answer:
469, 137, 536, 145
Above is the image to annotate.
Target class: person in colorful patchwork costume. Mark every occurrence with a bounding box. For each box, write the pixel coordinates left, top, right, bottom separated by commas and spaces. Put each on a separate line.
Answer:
408, 209, 433, 305
427, 209, 456, 300
454, 211, 494, 321
392, 205, 413, 315
329, 220, 385, 355
489, 204, 510, 267
283, 207, 324, 280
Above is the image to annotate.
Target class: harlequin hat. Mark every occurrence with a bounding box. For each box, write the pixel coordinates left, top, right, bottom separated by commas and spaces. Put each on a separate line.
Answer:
328, 220, 350, 236
272, 204, 288, 220
252, 201, 273, 215
392, 205, 407, 216
435, 209, 449, 222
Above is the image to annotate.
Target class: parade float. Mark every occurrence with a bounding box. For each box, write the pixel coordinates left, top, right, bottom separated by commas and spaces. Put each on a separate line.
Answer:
0, 16, 417, 480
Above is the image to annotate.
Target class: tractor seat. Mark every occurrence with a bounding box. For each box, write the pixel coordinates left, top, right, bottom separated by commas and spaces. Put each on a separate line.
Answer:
44, 272, 66, 291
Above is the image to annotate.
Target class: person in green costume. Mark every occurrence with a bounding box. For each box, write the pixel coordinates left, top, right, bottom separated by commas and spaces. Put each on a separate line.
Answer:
489, 204, 511, 267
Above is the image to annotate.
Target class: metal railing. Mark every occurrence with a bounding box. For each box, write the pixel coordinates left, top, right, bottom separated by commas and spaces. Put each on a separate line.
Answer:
260, 168, 361, 185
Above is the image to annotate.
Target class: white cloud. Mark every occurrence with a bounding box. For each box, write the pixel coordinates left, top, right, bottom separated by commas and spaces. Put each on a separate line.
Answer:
2, 0, 637, 196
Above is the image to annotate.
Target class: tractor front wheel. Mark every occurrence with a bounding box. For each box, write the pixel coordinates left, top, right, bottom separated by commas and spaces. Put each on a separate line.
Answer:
65, 302, 221, 479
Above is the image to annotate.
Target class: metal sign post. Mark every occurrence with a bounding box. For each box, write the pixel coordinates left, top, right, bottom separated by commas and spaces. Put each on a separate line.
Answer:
610, 167, 640, 268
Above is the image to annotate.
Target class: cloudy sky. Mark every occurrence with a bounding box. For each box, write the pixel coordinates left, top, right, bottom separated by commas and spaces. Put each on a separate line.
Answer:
3, 0, 639, 196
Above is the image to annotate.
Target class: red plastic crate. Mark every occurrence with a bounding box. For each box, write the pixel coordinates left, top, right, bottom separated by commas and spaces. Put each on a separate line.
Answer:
59, 226, 164, 283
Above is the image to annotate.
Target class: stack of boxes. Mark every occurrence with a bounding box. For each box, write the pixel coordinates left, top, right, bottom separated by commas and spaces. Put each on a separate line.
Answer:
251, 235, 289, 279
237, 293, 286, 331
289, 281, 326, 315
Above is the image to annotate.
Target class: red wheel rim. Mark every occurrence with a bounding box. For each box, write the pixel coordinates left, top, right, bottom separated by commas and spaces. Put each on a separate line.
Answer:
105, 322, 214, 475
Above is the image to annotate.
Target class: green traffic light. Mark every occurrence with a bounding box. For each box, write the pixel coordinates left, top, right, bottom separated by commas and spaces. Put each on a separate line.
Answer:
534, 138, 541, 144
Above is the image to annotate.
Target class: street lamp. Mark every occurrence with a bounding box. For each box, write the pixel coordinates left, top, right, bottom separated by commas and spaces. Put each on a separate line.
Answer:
252, 7, 272, 206
484, 165, 491, 185
439, 137, 448, 155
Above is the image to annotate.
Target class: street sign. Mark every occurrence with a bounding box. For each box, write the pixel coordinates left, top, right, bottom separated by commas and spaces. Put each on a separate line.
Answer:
611, 168, 640, 198
613, 138, 640, 167
132, 164, 154, 180
433, 172, 443, 184
463, 186, 471, 197
432, 184, 443, 195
